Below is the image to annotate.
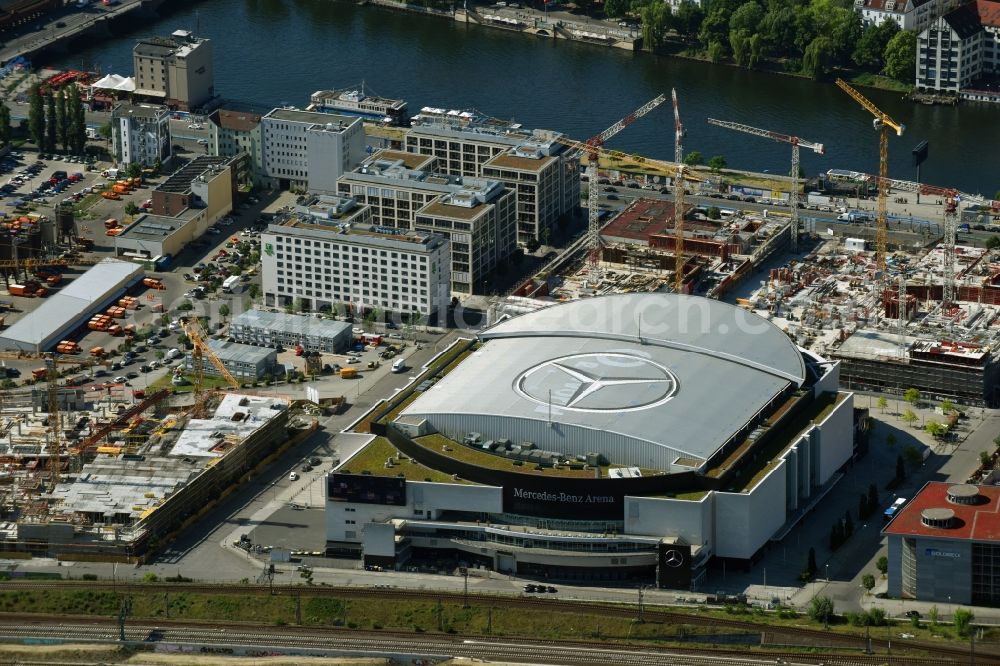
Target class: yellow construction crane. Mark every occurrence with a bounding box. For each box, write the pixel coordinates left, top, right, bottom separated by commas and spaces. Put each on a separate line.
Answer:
835, 78, 904, 272
179, 317, 240, 407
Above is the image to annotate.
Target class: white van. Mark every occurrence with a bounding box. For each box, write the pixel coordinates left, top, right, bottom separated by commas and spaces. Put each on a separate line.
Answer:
391, 359, 406, 373
166, 348, 183, 361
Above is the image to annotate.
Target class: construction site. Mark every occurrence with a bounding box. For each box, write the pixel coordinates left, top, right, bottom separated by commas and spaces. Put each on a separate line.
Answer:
490, 84, 1000, 411
0, 314, 318, 561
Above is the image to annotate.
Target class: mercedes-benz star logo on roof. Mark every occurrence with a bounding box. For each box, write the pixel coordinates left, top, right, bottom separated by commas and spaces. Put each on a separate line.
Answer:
662, 549, 685, 568
515, 353, 678, 413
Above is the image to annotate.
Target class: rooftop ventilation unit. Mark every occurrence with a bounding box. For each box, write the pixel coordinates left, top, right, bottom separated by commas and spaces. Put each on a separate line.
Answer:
921, 507, 956, 529
947, 483, 982, 505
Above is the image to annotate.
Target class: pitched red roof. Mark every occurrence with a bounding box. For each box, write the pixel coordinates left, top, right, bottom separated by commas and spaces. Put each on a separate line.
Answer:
883, 481, 1000, 541
978, 0, 1000, 27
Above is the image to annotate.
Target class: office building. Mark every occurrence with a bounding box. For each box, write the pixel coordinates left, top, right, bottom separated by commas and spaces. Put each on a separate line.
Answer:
916, 0, 1000, 93
413, 179, 516, 294
405, 113, 579, 244
885, 482, 1000, 604
185, 339, 277, 379
229, 309, 353, 353
261, 109, 365, 193
261, 200, 451, 317
132, 30, 214, 111
110, 103, 172, 168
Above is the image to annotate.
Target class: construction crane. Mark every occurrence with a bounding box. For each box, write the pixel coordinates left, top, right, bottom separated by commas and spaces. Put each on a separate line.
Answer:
706, 118, 825, 253
575, 94, 667, 284
835, 78, 904, 272
838, 172, 998, 307
671, 89, 687, 292
179, 318, 240, 410
45, 354, 62, 490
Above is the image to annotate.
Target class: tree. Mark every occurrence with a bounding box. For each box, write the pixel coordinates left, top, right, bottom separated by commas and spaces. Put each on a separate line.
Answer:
640, 1, 671, 51
868, 484, 878, 514
877, 396, 888, 413
802, 35, 835, 79
904, 387, 921, 405
27, 84, 44, 149
708, 155, 727, 172
248, 284, 261, 301
830, 520, 844, 549
707, 206, 722, 220
853, 18, 898, 68
729, 1, 763, 33
730, 28, 752, 67
673, 0, 704, 39
98, 121, 112, 141
124, 201, 140, 218
862, 573, 875, 594
940, 399, 953, 413
747, 32, 764, 68
684, 151, 703, 166
876, 555, 888, 576
760, 6, 796, 55
604, 0, 629, 17
901, 408, 918, 426
896, 454, 905, 481
707, 39, 726, 63
45, 92, 56, 153
844, 510, 854, 537
986, 236, 1000, 251
155, 350, 165, 361
883, 30, 916, 82
0, 102, 10, 147
994, 433, 1000, 450
56, 90, 69, 152
294, 297, 306, 313
699, 8, 729, 49
807, 546, 817, 577
925, 420, 947, 439
67, 85, 86, 154
953, 607, 974, 637
808, 595, 835, 626
928, 605, 939, 627
859, 493, 870, 520
886, 432, 897, 448
219, 304, 230, 320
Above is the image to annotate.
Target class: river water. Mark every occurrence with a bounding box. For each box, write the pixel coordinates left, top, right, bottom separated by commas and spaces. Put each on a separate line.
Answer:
50, 0, 998, 195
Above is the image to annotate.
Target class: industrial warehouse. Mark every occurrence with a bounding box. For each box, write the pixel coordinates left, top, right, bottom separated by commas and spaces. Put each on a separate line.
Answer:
0, 259, 144, 353
327, 294, 858, 586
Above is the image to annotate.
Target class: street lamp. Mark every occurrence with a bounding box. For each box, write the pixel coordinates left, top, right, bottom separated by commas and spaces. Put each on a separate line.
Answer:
825, 564, 830, 582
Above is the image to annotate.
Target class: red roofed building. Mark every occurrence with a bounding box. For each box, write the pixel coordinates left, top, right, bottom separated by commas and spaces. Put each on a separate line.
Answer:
883, 481, 1000, 603
916, 0, 1000, 95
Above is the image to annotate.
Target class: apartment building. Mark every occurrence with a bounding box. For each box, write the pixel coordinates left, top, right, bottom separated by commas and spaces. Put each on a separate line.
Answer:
261, 198, 451, 317
110, 103, 172, 168
132, 30, 214, 111
916, 1, 991, 91
857, 0, 960, 31
336, 150, 464, 229
404, 116, 579, 244
413, 179, 515, 294
230, 310, 353, 353
207, 109, 263, 186
261, 109, 366, 193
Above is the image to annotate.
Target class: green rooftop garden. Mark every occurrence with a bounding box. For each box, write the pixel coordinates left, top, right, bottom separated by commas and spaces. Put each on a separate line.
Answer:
341, 436, 467, 484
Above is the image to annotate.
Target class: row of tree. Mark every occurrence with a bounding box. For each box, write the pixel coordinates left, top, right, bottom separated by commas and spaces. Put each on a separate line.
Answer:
27, 83, 88, 154
610, 0, 916, 81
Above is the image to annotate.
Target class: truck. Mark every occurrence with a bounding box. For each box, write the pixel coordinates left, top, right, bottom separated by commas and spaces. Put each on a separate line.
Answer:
101, 168, 119, 180
222, 275, 240, 293
104, 218, 119, 229
806, 192, 833, 207
837, 210, 874, 223
142, 277, 165, 290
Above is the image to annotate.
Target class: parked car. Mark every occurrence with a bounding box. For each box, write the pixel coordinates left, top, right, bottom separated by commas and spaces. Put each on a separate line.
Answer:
289, 472, 299, 481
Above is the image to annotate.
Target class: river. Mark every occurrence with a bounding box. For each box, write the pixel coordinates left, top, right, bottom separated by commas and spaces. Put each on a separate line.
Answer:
49, 0, 998, 196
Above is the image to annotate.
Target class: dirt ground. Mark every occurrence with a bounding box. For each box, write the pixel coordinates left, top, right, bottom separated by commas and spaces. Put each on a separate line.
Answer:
0, 644, 389, 665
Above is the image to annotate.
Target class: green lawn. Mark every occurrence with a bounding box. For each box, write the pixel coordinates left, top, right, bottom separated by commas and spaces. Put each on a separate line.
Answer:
149, 372, 242, 393
341, 436, 464, 484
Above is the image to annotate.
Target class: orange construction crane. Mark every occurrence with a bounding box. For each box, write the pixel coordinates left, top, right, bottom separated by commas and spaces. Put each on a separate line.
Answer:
835, 78, 904, 272
672, 89, 686, 293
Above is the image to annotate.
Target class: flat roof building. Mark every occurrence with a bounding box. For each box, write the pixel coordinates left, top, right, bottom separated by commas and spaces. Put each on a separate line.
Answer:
413, 179, 516, 294
406, 116, 579, 246
132, 30, 214, 111
0, 260, 144, 352
884, 482, 1000, 604
185, 339, 278, 379
262, 211, 451, 318
261, 108, 365, 194
230, 309, 353, 352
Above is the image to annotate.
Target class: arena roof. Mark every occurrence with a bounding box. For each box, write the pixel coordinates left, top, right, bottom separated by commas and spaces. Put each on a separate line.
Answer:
401, 294, 807, 471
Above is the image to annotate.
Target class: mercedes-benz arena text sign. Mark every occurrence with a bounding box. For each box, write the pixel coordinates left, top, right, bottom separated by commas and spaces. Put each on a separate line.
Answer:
514, 352, 679, 413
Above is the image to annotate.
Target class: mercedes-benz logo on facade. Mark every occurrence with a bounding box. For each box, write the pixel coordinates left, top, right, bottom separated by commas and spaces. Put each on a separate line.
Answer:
515, 353, 678, 413
662, 550, 685, 568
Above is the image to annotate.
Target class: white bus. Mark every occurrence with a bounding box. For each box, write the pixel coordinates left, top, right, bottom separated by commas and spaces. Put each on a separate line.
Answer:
222, 275, 240, 293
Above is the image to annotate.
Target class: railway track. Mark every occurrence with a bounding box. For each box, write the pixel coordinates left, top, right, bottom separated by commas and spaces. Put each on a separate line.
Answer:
0, 581, 992, 663
0, 619, 981, 666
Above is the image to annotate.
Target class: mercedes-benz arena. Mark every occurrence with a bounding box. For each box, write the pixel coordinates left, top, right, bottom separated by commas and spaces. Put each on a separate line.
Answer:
328, 294, 859, 587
